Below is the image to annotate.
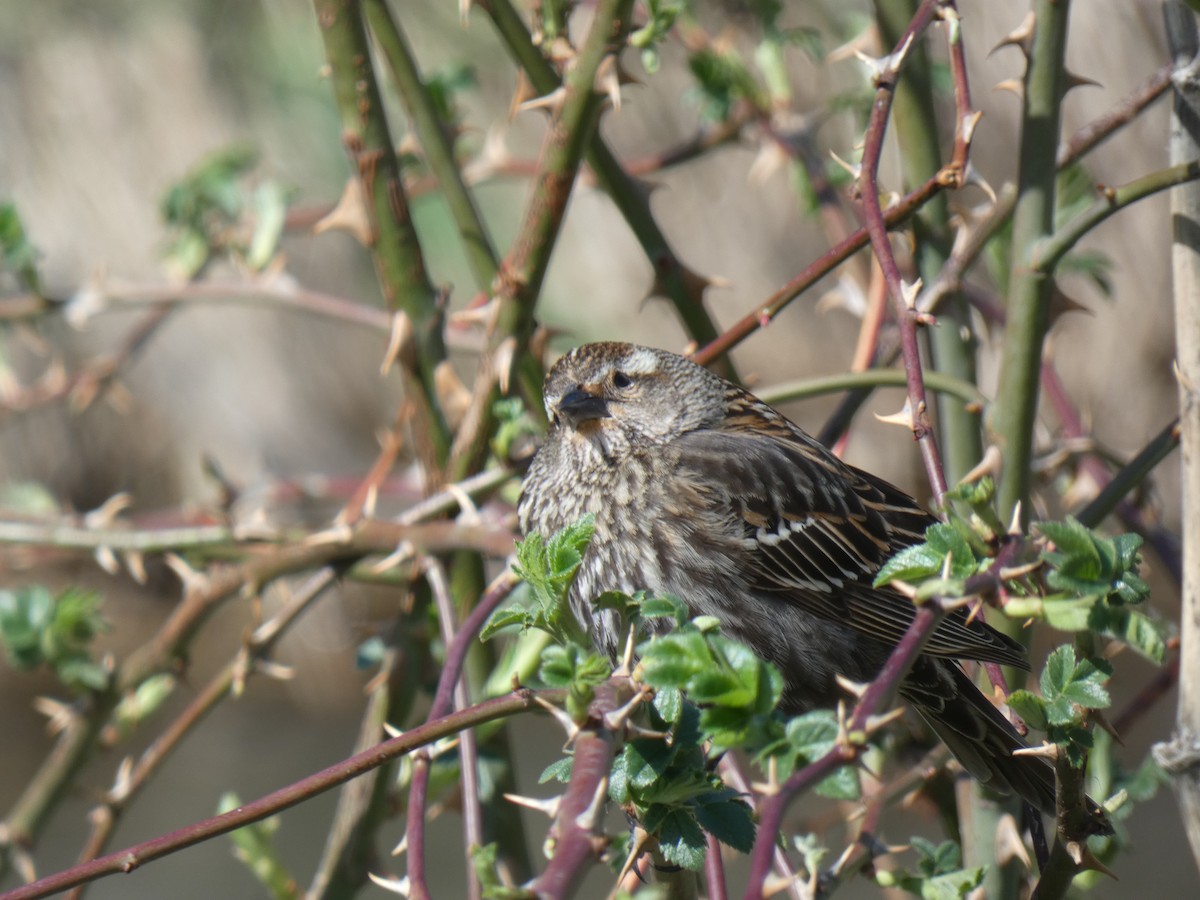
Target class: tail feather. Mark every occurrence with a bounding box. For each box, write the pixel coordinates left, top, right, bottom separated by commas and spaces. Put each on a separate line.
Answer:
901, 659, 1111, 835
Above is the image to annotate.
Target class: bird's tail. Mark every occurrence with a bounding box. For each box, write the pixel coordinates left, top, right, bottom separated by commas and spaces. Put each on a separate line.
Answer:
902, 659, 1112, 835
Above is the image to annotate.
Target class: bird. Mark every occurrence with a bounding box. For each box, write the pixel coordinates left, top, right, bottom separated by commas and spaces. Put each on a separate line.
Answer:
518, 340, 1073, 818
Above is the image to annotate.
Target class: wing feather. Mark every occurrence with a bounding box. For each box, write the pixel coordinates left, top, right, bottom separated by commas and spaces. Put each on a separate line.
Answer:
671, 423, 1029, 670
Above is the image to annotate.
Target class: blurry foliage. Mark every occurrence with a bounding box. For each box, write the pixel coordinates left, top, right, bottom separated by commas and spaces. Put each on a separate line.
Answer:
160, 146, 292, 278
0, 585, 109, 692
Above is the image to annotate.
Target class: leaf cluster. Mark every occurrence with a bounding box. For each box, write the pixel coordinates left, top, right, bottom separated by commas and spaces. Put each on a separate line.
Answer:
875, 837, 984, 900
0, 585, 110, 691
159, 146, 292, 278
1008, 645, 1112, 766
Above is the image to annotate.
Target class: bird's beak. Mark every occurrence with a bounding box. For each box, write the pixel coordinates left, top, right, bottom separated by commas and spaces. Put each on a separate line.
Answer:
557, 387, 610, 427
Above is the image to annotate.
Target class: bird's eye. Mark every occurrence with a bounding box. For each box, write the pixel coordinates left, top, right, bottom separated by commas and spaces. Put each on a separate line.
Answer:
612, 371, 632, 389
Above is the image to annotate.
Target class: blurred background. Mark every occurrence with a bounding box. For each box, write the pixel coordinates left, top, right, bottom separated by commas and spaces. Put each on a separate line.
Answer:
0, 0, 1186, 896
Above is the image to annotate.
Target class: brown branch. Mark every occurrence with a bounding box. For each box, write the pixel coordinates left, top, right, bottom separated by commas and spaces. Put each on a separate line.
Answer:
0, 690, 555, 900
856, 0, 948, 503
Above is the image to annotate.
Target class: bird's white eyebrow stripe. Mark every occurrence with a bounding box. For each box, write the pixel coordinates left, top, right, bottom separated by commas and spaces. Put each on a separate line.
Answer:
619, 347, 660, 375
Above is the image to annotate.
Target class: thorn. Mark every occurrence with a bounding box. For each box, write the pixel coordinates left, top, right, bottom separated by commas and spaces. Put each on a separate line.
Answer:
367, 871, 411, 896
503, 792, 561, 818
994, 78, 1023, 99
1065, 70, 1101, 92
828, 148, 862, 181
391, 832, 407, 857
574, 774, 609, 830
863, 706, 906, 735
257, 659, 296, 681
164, 553, 208, 595
383, 722, 404, 739
997, 560, 1041, 581
1088, 709, 1126, 747
446, 482, 481, 524
874, 399, 915, 429
434, 360, 472, 431
314, 176, 374, 245
85, 492, 132, 528
1012, 741, 1060, 761
517, 86, 567, 115
960, 445, 1002, 484
380, 311, 413, 375
993, 12, 1035, 57
595, 54, 629, 112
109, 756, 135, 803
960, 109, 984, 147
961, 161, 997, 204
33, 695, 76, 736
494, 336, 518, 394
123, 550, 148, 585
1007, 501, 1023, 536
995, 813, 1032, 868
533, 694, 581, 742
835, 674, 869, 699
748, 141, 789, 184
615, 623, 636, 677
94, 545, 120, 576
901, 278, 922, 309
369, 541, 416, 575
1078, 846, 1119, 880
447, 297, 499, 330
615, 826, 654, 885
603, 691, 647, 732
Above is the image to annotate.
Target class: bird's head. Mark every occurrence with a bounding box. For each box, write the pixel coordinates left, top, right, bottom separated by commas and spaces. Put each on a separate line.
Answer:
541, 342, 728, 460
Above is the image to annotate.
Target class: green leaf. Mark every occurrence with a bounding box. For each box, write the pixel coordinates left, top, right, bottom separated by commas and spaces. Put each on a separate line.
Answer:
480, 605, 534, 641
873, 542, 942, 587
1103, 609, 1165, 664
693, 795, 755, 852
539, 756, 573, 785
0, 202, 41, 292
1040, 596, 1098, 631
1036, 645, 1112, 727
1007, 690, 1049, 731
648, 807, 707, 870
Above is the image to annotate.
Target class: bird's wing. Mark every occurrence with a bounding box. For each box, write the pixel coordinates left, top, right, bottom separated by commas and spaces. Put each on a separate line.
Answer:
670, 425, 1030, 670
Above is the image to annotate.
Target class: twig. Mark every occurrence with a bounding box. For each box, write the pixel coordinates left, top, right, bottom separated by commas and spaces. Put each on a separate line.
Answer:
704, 832, 728, 900
408, 558, 487, 900
529, 680, 630, 898
742, 602, 946, 900
691, 176, 944, 367
65, 568, 339, 893
0, 690, 556, 900
856, 0, 948, 503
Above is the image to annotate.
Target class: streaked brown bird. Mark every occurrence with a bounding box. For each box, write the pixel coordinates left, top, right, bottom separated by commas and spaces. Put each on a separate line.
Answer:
519, 341, 1058, 814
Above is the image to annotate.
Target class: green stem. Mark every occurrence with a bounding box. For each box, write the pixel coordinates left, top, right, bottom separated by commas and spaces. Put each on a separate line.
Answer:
1035, 160, 1200, 274
480, 0, 730, 373
312, 0, 450, 466
363, 0, 500, 294
993, 0, 1072, 526
1077, 419, 1181, 528
986, 3, 1072, 896
758, 367, 983, 408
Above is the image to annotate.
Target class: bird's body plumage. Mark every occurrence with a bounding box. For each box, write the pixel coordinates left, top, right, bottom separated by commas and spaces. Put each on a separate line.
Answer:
519, 341, 1056, 813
